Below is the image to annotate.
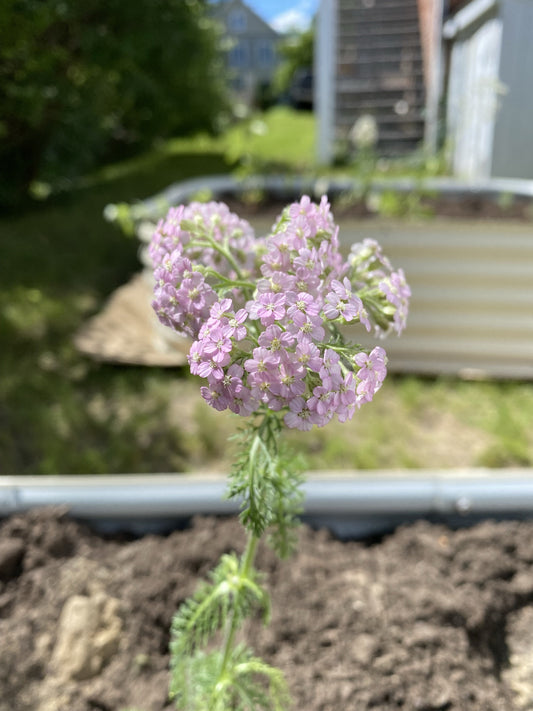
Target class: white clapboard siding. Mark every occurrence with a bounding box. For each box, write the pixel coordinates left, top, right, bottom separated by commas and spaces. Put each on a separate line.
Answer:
335, 219, 533, 379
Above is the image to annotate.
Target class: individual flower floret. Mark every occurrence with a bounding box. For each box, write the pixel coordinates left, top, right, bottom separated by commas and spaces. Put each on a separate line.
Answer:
258, 324, 295, 352
284, 396, 314, 431
323, 277, 370, 329
247, 292, 286, 326
379, 269, 411, 335
353, 346, 388, 405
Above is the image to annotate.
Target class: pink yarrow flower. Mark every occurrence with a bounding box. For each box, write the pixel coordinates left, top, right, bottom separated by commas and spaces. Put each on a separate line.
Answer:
247, 292, 286, 326
150, 196, 409, 427
284, 397, 313, 431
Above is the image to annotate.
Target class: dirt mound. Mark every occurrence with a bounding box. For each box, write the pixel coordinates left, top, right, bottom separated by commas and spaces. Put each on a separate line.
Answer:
1, 508, 533, 710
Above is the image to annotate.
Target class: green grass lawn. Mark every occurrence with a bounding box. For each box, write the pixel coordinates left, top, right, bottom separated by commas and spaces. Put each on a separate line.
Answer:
1, 107, 532, 475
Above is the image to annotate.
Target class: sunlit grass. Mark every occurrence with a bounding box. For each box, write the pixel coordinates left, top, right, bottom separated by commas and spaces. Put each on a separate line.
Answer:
223, 106, 315, 171
1, 107, 532, 475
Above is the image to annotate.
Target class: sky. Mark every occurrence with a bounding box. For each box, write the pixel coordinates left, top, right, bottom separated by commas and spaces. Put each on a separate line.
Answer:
245, 0, 319, 33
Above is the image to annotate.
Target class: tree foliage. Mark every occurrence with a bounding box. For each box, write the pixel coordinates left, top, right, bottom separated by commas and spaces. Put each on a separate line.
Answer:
273, 26, 314, 98
0, 0, 228, 206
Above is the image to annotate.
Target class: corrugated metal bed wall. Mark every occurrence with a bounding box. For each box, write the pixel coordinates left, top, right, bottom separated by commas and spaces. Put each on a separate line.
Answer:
92, 175, 533, 381
343, 220, 533, 379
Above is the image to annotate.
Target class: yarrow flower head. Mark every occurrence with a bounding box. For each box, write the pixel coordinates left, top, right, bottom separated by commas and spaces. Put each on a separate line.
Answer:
150, 196, 410, 429
349, 238, 411, 336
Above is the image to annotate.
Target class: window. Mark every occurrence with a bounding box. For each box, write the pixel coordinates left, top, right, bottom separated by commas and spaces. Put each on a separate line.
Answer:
256, 40, 274, 68
228, 9, 247, 33
229, 41, 249, 68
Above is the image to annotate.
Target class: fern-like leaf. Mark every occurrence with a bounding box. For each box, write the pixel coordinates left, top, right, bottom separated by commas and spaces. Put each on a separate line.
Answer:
170, 555, 234, 660
169, 554, 271, 708
267, 443, 305, 559
169, 648, 223, 711
224, 644, 291, 711
170, 553, 270, 656
226, 416, 305, 550
170, 643, 290, 711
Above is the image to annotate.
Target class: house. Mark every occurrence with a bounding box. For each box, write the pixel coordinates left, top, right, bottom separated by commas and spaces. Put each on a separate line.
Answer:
211, 0, 281, 106
316, 0, 533, 179
406, 0, 533, 179
442, 0, 533, 180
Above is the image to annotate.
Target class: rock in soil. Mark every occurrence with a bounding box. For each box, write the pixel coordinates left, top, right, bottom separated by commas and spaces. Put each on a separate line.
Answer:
1, 508, 533, 710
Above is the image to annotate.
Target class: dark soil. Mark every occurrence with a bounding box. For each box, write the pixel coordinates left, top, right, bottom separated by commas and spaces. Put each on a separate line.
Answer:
220, 190, 533, 223
2, 508, 533, 711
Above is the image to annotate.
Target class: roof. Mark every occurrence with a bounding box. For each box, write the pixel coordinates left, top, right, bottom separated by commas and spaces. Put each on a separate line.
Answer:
211, 0, 280, 39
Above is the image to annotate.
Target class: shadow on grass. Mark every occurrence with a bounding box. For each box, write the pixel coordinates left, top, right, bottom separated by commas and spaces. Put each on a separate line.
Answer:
0, 150, 231, 475
0, 151, 230, 294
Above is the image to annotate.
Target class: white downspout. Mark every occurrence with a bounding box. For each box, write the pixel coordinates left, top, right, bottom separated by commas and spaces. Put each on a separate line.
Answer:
316, 0, 337, 165
424, 0, 445, 154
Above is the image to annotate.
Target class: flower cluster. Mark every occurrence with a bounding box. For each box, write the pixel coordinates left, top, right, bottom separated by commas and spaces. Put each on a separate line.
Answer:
150, 201, 257, 277
151, 196, 409, 430
150, 201, 258, 336
349, 238, 411, 336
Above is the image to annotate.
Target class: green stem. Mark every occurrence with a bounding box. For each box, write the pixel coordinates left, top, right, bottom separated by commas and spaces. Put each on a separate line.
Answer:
213, 244, 245, 281
210, 271, 254, 291
210, 414, 280, 707
191, 235, 245, 280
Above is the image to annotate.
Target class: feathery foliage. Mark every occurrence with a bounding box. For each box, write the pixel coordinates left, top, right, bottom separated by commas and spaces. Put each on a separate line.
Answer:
170, 552, 270, 660
169, 645, 290, 711
226, 415, 304, 557
219, 644, 291, 711
169, 413, 303, 709
169, 543, 274, 710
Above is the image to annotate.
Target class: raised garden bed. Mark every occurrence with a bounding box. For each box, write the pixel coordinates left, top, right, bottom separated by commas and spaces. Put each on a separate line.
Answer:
1, 508, 533, 710
76, 174, 533, 377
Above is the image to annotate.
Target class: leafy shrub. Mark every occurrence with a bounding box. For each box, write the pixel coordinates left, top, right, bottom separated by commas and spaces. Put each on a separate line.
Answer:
0, 0, 228, 207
